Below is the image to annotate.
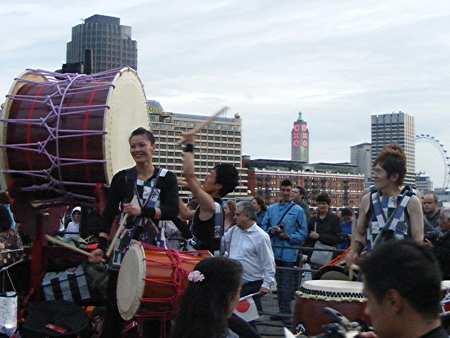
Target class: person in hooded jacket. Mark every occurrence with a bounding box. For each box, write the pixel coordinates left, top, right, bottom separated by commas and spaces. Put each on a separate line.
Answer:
64, 206, 82, 239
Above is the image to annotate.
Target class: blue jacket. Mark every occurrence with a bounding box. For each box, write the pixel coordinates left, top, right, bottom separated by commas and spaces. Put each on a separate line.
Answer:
261, 202, 308, 262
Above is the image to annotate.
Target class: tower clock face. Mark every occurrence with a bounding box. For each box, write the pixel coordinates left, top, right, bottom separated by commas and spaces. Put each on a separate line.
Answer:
293, 123, 308, 148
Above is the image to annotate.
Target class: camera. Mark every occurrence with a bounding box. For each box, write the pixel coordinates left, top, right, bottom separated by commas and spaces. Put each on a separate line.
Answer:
277, 222, 286, 234
424, 231, 439, 244
294, 307, 373, 338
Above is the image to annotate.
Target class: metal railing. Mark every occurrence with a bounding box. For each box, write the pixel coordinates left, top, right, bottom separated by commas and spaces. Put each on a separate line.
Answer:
255, 244, 347, 335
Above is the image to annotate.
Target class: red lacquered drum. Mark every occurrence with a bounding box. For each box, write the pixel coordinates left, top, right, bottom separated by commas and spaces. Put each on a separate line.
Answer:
293, 280, 370, 336
117, 242, 209, 321
0, 67, 148, 203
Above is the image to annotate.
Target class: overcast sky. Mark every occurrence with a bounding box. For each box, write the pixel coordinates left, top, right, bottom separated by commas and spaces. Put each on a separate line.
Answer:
1, 1, 450, 185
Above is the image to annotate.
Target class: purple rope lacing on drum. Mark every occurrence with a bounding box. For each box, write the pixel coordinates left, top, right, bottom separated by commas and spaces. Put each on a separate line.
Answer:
0, 67, 129, 202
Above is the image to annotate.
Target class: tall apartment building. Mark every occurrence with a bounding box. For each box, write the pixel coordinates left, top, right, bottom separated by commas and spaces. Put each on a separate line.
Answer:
351, 142, 372, 182
371, 112, 415, 186
291, 112, 309, 163
67, 14, 138, 73
148, 104, 248, 200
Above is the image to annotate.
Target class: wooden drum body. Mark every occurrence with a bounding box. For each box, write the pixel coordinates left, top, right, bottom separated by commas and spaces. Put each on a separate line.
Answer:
117, 242, 206, 321
0, 67, 148, 203
293, 280, 370, 336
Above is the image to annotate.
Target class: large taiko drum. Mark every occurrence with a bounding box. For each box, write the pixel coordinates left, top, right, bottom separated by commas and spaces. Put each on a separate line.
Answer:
117, 242, 209, 321
293, 280, 370, 336
0, 67, 149, 203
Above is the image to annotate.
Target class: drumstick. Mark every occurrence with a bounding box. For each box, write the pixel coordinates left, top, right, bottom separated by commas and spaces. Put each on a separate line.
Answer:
176, 106, 229, 146
45, 234, 92, 259
349, 263, 360, 280
106, 195, 138, 258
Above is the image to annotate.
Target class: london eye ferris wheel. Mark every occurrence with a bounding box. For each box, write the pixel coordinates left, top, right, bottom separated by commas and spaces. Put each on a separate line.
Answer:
415, 134, 450, 190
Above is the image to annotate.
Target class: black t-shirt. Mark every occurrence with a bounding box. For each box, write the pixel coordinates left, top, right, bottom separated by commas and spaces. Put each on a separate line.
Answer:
192, 198, 223, 253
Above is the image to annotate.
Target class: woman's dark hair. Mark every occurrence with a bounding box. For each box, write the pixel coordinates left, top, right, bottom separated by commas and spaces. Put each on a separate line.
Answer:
129, 127, 156, 145
253, 196, 267, 212
171, 257, 243, 338
316, 192, 331, 205
0, 204, 12, 232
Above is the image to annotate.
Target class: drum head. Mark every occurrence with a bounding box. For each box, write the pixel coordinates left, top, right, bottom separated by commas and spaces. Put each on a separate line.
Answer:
117, 242, 146, 320
104, 68, 149, 184
442, 280, 450, 291
298, 280, 366, 302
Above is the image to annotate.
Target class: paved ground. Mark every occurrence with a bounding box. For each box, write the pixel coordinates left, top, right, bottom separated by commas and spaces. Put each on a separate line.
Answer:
254, 292, 295, 338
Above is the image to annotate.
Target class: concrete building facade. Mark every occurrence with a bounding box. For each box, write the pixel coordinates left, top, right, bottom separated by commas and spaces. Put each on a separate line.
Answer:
67, 14, 138, 73
416, 175, 433, 193
351, 142, 372, 187
244, 158, 364, 209
148, 105, 248, 200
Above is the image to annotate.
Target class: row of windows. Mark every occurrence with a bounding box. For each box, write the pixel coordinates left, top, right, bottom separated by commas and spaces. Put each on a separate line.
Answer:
157, 145, 241, 153
156, 132, 239, 140
173, 120, 240, 131
70, 42, 136, 53
164, 149, 244, 158
152, 163, 243, 172
69, 50, 136, 61
83, 37, 130, 43
93, 57, 135, 63
158, 142, 240, 150
94, 62, 137, 69
155, 136, 240, 145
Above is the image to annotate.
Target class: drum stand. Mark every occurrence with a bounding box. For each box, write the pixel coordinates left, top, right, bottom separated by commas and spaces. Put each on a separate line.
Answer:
7, 180, 91, 305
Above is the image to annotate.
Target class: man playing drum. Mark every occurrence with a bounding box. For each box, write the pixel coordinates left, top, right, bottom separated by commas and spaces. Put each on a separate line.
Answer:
348, 144, 424, 265
179, 131, 263, 338
179, 130, 239, 256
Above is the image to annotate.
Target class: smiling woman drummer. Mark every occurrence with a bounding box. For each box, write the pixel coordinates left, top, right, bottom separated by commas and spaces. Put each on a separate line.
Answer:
89, 127, 179, 338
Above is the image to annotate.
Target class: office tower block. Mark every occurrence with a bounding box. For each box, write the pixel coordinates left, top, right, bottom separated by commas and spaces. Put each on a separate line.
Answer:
371, 111, 415, 186
351, 142, 372, 179
67, 14, 137, 73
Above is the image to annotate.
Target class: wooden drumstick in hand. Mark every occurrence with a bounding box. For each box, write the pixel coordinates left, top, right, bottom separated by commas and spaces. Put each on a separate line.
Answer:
106, 195, 138, 258
349, 263, 360, 280
176, 106, 229, 146
45, 235, 105, 262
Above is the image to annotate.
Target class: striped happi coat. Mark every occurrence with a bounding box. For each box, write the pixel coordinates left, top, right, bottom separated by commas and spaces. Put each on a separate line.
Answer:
366, 185, 416, 251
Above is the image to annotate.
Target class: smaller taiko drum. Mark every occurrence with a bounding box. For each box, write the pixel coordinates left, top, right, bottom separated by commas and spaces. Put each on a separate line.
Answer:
293, 280, 370, 336
116, 242, 207, 321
